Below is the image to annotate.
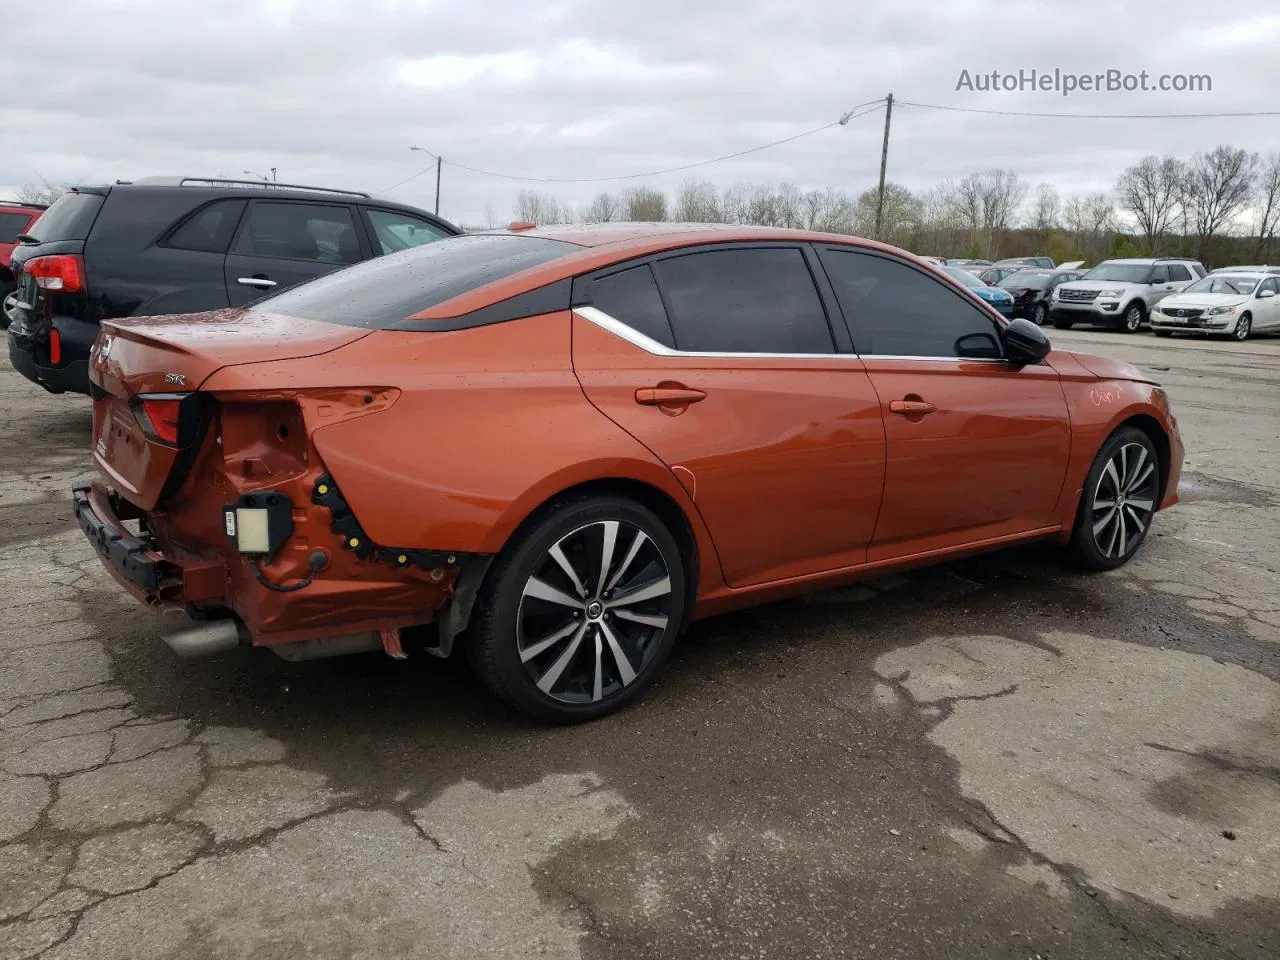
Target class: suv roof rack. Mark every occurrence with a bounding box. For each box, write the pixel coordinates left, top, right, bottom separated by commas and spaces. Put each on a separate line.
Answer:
0, 199, 50, 209
130, 176, 371, 199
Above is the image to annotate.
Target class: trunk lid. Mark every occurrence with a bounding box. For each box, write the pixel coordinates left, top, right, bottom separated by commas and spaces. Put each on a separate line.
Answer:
91, 307, 371, 510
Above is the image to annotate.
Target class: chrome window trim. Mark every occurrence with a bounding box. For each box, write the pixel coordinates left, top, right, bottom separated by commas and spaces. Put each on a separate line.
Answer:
572, 306, 1008, 364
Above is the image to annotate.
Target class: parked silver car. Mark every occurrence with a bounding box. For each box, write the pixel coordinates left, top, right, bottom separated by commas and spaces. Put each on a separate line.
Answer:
1050, 258, 1206, 333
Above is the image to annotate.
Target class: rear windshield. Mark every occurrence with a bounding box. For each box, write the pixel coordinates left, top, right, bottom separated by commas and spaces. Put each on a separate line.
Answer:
257, 234, 577, 328
0, 211, 35, 243
26, 191, 105, 242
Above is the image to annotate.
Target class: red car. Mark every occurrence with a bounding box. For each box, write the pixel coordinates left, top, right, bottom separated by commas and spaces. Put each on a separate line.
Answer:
0, 200, 47, 315
75, 224, 1183, 722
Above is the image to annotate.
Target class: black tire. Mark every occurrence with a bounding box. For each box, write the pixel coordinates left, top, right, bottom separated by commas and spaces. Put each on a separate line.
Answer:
0, 275, 14, 330
1232, 313, 1252, 342
1153, 330, 1172, 338
1118, 302, 1145, 334
1066, 426, 1161, 571
468, 494, 687, 723
1033, 303, 1048, 326
1052, 316, 1074, 330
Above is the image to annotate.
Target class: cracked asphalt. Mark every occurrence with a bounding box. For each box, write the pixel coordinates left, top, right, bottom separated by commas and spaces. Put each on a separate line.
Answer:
1, 328, 1278, 960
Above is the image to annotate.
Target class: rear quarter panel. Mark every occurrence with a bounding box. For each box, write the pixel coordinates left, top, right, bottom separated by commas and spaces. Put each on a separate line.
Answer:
1048, 350, 1182, 531
202, 312, 726, 598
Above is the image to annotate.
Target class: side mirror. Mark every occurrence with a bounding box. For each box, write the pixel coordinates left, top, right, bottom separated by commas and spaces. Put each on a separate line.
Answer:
1002, 317, 1051, 364
1259, 289, 1276, 299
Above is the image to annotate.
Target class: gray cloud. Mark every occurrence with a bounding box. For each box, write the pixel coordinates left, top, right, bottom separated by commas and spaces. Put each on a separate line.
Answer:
2, 0, 1276, 225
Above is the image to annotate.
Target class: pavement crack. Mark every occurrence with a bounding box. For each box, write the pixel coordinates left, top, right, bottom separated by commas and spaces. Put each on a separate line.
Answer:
1145, 742, 1280, 784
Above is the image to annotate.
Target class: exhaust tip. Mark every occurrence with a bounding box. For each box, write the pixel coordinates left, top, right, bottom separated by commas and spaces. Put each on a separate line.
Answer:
159, 616, 242, 659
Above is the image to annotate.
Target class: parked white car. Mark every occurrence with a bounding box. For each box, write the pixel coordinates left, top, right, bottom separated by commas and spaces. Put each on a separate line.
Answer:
1051, 257, 1205, 333
1149, 272, 1280, 341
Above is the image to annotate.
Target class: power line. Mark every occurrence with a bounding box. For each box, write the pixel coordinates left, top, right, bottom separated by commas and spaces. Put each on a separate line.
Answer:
379, 99, 886, 192
897, 98, 1280, 120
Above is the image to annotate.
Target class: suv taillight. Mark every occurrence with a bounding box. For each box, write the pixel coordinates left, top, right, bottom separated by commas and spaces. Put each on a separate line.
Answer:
26, 254, 86, 293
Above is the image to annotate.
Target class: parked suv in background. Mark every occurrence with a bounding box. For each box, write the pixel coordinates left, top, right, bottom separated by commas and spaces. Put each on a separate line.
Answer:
1, 200, 48, 321
7, 178, 459, 394
995, 256, 1055, 269
1050, 257, 1205, 333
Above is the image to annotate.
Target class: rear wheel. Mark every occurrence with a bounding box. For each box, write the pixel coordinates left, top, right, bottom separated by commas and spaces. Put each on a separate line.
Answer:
1052, 315, 1074, 330
469, 495, 687, 723
1067, 426, 1161, 571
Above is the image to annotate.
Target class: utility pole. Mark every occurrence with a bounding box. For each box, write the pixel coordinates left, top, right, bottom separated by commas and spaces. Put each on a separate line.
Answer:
873, 93, 894, 241
435, 156, 442, 215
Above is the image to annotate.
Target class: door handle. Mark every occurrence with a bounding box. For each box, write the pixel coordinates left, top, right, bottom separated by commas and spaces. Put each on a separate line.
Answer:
237, 277, 277, 289
635, 386, 707, 406
889, 399, 937, 417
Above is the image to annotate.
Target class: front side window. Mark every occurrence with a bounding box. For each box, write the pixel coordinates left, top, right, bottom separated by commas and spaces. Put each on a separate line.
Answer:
652, 248, 834, 354
366, 209, 450, 255
1151, 265, 1170, 284
1167, 263, 1192, 282
820, 248, 1002, 359
1259, 278, 1279, 296
233, 201, 361, 265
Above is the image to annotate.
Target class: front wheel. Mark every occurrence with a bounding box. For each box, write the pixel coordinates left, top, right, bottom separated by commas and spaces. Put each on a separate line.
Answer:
1119, 302, 1145, 334
1066, 426, 1161, 571
1153, 329, 1172, 338
468, 495, 687, 723
1232, 314, 1252, 341
1033, 303, 1048, 326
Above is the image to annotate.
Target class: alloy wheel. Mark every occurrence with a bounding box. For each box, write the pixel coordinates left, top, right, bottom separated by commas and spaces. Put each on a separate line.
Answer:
516, 520, 672, 705
1233, 315, 1251, 341
1033, 303, 1047, 326
1091, 442, 1158, 560
1124, 305, 1143, 332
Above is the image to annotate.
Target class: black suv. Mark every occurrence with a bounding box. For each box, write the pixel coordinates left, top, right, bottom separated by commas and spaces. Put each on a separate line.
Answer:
6, 177, 459, 394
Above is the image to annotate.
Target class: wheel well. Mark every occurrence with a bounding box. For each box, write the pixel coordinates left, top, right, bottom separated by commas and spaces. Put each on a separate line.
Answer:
434, 477, 702, 656
1126, 299, 1147, 318
521, 478, 701, 605
1121, 414, 1170, 500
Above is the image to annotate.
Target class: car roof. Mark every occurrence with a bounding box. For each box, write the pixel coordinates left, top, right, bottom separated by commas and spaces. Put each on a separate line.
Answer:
107, 177, 449, 220
485, 221, 885, 250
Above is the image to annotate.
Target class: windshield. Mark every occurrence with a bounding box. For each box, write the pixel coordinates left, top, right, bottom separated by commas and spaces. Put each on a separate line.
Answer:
1082, 263, 1150, 284
1183, 275, 1260, 296
1004, 270, 1051, 290
256, 233, 578, 328
26, 191, 105, 242
942, 266, 985, 289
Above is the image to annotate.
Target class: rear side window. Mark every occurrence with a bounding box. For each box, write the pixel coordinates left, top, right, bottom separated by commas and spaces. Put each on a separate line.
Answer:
366, 209, 450, 255
256, 234, 576, 328
653, 248, 834, 354
232, 201, 362, 265
26, 192, 105, 242
820, 248, 1002, 358
590, 265, 675, 348
0, 212, 33, 243
163, 199, 246, 253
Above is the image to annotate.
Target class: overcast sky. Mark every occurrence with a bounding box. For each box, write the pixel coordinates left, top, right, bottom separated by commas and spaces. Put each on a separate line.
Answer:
2, 0, 1277, 226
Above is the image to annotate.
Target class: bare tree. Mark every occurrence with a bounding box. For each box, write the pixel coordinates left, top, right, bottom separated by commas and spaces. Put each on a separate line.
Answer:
514, 190, 567, 226
1062, 192, 1117, 261
949, 169, 1026, 256
1030, 183, 1060, 230
1184, 145, 1257, 259
719, 184, 751, 225
622, 186, 667, 222
1251, 152, 1280, 262
1115, 155, 1185, 254
581, 192, 620, 223
673, 179, 722, 222
16, 182, 67, 205
853, 183, 920, 246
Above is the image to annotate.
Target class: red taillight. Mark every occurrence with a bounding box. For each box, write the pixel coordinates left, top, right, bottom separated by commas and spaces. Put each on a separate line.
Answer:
136, 398, 182, 445
48, 329, 62, 365
26, 254, 85, 293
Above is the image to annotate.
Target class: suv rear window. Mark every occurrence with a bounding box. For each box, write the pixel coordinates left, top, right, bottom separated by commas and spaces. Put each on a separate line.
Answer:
256, 234, 576, 328
25, 191, 105, 242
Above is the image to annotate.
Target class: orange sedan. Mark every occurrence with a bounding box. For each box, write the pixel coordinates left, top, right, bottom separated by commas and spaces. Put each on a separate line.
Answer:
76, 224, 1183, 722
